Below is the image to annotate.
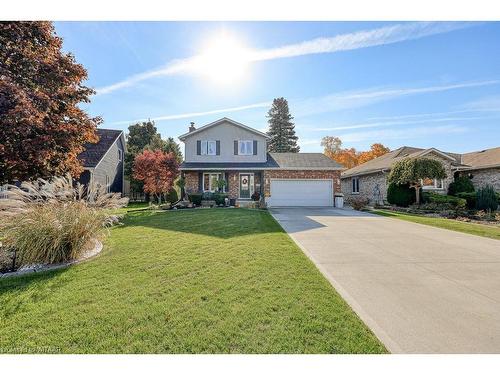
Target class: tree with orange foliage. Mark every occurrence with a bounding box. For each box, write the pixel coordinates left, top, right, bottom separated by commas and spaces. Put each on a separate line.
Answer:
133, 150, 179, 204
357, 143, 390, 164
0, 22, 101, 184
321, 136, 390, 168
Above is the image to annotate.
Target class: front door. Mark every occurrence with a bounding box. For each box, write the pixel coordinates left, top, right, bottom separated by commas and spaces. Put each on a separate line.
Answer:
239, 174, 251, 199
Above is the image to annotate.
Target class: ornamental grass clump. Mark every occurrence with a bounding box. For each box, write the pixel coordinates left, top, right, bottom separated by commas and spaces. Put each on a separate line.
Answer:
0, 176, 128, 267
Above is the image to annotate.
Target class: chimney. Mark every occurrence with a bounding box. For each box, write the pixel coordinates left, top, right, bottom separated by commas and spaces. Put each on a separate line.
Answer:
188, 122, 196, 132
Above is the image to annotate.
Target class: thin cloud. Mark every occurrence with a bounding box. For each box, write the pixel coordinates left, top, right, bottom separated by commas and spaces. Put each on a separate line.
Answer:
462, 95, 500, 111
96, 22, 474, 95
110, 79, 500, 126
294, 80, 500, 116
309, 115, 495, 132
299, 125, 468, 148
341, 125, 467, 143
252, 22, 471, 61
109, 102, 270, 125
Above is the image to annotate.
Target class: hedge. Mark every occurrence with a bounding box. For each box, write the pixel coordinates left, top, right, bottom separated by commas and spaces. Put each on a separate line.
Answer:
448, 175, 475, 196
387, 183, 416, 207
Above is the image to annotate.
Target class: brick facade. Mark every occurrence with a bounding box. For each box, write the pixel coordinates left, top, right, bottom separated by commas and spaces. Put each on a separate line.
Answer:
184, 169, 341, 202
263, 170, 342, 199
184, 171, 199, 194
341, 172, 387, 205
226, 171, 239, 199
465, 167, 500, 192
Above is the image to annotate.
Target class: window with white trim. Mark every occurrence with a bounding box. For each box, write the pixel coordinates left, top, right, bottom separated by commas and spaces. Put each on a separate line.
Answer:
238, 140, 253, 155
421, 178, 444, 190
352, 177, 360, 193
203, 173, 225, 192
118, 149, 123, 161
201, 140, 216, 155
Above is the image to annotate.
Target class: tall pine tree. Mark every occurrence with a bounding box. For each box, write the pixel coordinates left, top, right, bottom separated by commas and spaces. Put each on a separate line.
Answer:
266, 97, 300, 153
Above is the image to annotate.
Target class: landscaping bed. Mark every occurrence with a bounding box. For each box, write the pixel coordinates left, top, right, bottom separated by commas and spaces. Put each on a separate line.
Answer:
371, 209, 500, 240
0, 209, 386, 353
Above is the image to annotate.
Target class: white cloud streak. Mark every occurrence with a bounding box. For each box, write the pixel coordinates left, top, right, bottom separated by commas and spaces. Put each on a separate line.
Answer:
110, 79, 500, 126
462, 95, 500, 111
308, 115, 495, 132
251, 22, 471, 61
294, 80, 500, 116
109, 102, 270, 125
300, 125, 468, 148
342, 125, 467, 143
96, 22, 474, 95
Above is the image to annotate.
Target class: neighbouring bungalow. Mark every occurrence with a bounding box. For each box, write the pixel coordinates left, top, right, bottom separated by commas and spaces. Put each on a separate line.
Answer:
341, 146, 500, 204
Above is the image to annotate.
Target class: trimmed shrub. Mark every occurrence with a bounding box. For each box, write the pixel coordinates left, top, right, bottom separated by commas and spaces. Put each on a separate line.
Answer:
423, 192, 466, 209
165, 188, 178, 204
456, 192, 476, 209
201, 192, 215, 201
476, 185, 498, 211
387, 183, 415, 207
348, 196, 369, 211
213, 193, 228, 206
448, 175, 475, 196
188, 193, 202, 205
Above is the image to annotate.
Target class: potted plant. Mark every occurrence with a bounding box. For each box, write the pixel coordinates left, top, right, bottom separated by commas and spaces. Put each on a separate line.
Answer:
216, 178, 226, 193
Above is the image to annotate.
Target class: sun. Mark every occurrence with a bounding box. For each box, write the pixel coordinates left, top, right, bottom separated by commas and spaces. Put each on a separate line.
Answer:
193, 32, 252, 85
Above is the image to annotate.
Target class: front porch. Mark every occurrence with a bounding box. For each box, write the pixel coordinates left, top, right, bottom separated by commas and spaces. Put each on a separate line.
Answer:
183, 170, 264, 203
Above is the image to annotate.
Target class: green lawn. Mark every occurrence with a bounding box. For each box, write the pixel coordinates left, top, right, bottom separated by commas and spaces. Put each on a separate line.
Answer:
372, 209, 500, 240
0, 209, 386, 354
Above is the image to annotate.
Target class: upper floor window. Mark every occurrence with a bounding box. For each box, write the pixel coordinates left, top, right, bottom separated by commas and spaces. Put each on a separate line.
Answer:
352, 177, 360, 193
238, 140, 253, 155
201, 140, 217, 155
118, 149, 123, 161
421, 178, 444, 190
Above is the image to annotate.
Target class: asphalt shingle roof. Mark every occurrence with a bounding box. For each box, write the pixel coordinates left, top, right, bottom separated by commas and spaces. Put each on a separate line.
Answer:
180, 152, 343, 170
462, 147, 500, 169
268, 152, 343, 169
78, 129, 123, 168
341, 146, 462, 178
342, 145, 500, 178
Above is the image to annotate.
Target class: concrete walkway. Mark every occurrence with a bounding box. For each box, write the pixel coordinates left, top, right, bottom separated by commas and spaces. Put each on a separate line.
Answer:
270, 207, 500, 353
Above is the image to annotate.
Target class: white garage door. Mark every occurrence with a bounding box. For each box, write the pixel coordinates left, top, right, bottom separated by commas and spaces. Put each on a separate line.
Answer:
268, 179, 333, 207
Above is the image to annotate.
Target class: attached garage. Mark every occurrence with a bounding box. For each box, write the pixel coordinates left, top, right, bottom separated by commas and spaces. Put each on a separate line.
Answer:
267, 179, 334, 207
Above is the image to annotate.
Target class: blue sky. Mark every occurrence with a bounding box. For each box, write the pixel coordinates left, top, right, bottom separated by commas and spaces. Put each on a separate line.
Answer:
54, 21, 500, 153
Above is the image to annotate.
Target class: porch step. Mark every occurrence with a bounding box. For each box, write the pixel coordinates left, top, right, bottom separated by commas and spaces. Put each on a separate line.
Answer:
236, 200, 257, 208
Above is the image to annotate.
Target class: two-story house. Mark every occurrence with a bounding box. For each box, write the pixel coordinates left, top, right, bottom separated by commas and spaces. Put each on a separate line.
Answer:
179, 117, 343, 207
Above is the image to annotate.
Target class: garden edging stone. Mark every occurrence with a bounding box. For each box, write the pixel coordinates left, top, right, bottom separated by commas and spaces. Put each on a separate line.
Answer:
0, 239, 103, 278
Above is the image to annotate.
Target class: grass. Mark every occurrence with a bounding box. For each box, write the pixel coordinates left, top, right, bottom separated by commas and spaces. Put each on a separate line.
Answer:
0, 208, 386, 354
372, 209, 500, 240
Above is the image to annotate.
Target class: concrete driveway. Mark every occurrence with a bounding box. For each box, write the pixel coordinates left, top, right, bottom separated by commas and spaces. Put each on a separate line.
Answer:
270, 207, 500, 353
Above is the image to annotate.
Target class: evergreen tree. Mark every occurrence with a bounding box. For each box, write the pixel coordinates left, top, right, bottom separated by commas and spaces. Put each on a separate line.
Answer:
163, 137, 183, 162
266, 97, 300, 153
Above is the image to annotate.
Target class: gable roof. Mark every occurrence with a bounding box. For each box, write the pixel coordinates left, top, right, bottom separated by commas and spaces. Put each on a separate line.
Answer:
180, 152, 343, 170
462, 147, 500, 170
341, 146, 462, 178
178, 117, 270, 141
78, 129, 123, 168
